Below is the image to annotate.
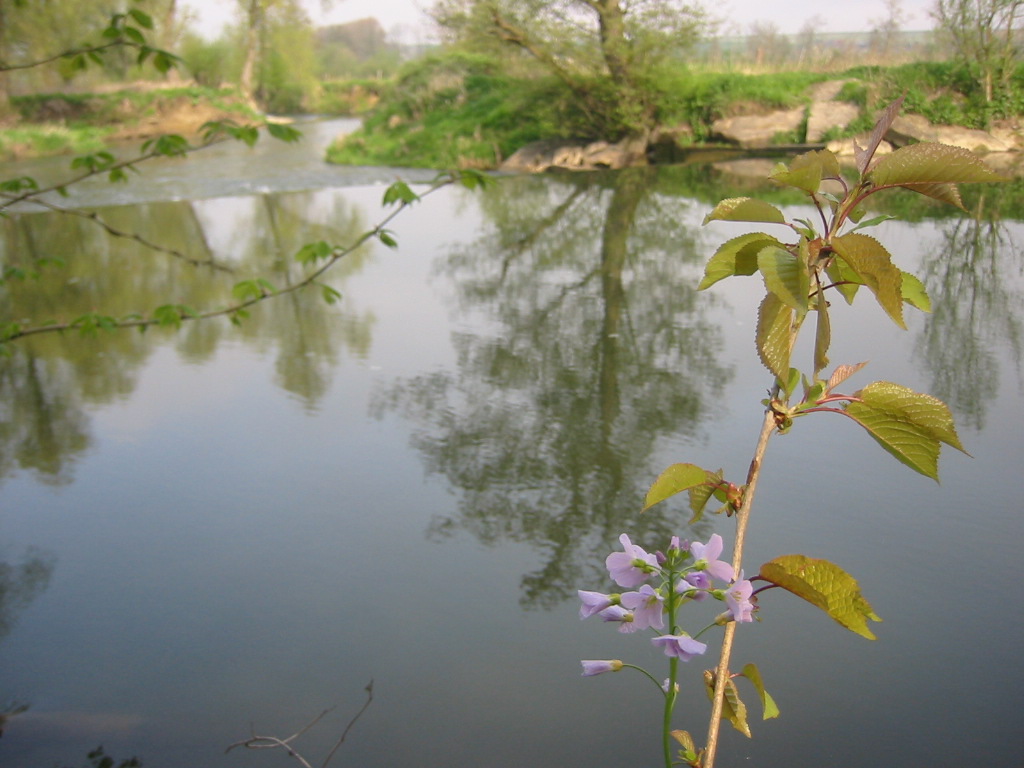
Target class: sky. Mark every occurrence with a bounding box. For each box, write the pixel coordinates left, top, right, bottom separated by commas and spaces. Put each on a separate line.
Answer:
180, 0, 938, 42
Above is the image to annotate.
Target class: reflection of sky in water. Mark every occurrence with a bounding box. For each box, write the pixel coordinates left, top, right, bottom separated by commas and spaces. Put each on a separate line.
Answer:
0, 168, 1022, 768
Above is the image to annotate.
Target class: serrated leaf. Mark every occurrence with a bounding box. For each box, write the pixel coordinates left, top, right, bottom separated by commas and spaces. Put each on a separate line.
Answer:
843, 381, 966, 480
830, 233, 905, 328
644, 463, 710, 511
759, 554, 882, 639
901, 271, 931, 312
687, 468, 723, 523
699, 233, 782, 290
739, 663, 780, 720
758, 245, 809, 315
899, 182, 965, 210
814, 298, 830, 376
870, 143, 1007, 188
771, 149, 840, 195
702, 197, 786, 225
704, 672, 751, 737
756, 292, 794, 379
825, 362, 868, 394
825, 257, 860, 304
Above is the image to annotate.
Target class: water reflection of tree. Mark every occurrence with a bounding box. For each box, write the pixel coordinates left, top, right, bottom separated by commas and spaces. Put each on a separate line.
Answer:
915, 192, 1024, 430
373, 168, 732, 608
0, 190, 373, 484
0, 547, 56, 735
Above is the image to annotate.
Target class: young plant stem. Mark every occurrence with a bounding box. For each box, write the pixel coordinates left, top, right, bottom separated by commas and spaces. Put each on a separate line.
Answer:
702, 409, 776, 768
663, 572, 680, 768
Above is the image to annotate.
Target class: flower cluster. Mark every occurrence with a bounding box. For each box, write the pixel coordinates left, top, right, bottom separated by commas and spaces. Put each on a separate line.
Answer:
579, 533, 755, 676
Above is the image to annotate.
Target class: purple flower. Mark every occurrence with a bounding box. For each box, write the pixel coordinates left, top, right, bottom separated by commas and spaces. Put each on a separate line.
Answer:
578, 590, 615, 620
725, 574, 755, 623
689, 534, 735, 583
598, 604, 638, 633
652, 633, 708, 661
580, 659, 623, 677
619, 584, 665, 631
677, 570, 711, 601
606, 534, 659, 588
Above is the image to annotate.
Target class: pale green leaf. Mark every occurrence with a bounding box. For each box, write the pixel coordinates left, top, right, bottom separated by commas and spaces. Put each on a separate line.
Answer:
739, 663, 780, 720
703, 197, 786, 225
644, 463, 710, 511
770, 150, 838, 194
830, 233, 905, 328
699, 233, 782, 290
704, 672, 751, 738
842, 382, 965, 480
758, 245, 809, 315
687, 468, 724, 523
814, 298, 830, 376
756, 292, 794, 379
759, 554, 882, 639
901, 271, 931, 312
825, 257, 861, 304
869, 142, 1007, 187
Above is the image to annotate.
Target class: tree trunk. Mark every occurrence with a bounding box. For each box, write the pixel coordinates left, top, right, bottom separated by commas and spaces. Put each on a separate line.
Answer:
239, 0, 263, 108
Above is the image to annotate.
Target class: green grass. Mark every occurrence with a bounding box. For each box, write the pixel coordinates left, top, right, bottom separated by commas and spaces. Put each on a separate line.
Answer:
0, 124, 111, 161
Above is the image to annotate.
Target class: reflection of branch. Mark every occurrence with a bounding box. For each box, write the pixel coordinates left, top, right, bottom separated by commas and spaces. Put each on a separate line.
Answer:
225, 680, 374, 768
3, 174, 463, 345
5, 197, 234, 273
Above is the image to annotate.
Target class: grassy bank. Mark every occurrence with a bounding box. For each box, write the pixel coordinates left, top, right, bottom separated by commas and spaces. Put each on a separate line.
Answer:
327, 54, 1024, 170
1, 85, 257, 161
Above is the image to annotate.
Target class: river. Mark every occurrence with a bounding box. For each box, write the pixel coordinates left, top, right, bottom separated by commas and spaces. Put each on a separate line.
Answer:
0, 118, 1022, 768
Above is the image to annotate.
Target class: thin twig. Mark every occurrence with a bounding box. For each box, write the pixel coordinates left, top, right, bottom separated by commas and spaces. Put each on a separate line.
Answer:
321, 679, 374, 768
703, 409, 776, 768
2, 196, 234, 272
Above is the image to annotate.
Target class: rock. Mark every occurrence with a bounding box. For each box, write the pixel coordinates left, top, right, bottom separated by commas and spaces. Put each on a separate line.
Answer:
826, 134, 894, 158
711, 108, 805, 149
711, 158, 778, 180
886, 114, 1012, 153
807, 101, 860, 142
499, 134, 648, 173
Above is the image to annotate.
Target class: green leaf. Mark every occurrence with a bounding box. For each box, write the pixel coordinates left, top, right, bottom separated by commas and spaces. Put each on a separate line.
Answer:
870, 143, 1007, 189
123, 25, 146, 45
814, 297, 830, 376
756, 292, 794, 379
232, 279, 264, 302
759, 554, 882, 639
267, 122, 302, 143
900, 271, 931, 312
699, 233, 782, 290
770, 149, 840, 194
847, 214, 896, 233
739, 663, 780, 720
704, 672, 751, 737
296, 241, 333, 264
702, 197, 786, 225
382, 181, 420, 207
321, 284, 342, 305
377, 230, 398, 248
152, 304, 184, 328
830, 233, 905, 328
687, 468, 724, 523
825, 257, 860, 304
128, 8, 153, 28
758, 245, 809, 315
843, 381, 966, 480
643, 463, 711, 511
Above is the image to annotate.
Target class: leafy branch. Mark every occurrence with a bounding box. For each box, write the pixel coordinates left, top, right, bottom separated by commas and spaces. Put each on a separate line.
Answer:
0, 170, 492, 351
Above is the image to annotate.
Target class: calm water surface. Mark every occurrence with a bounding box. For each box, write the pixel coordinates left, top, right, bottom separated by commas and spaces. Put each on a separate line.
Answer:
1, 121, 1022, 767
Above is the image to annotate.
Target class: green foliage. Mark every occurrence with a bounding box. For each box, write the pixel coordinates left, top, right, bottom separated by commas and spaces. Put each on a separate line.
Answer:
758, 555, 882, 639
327, 52, 591, 169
